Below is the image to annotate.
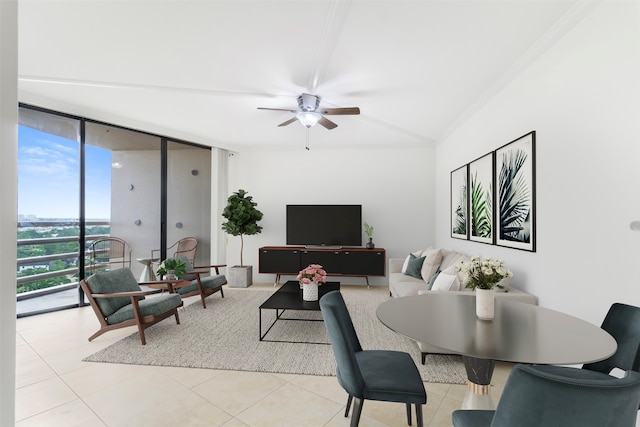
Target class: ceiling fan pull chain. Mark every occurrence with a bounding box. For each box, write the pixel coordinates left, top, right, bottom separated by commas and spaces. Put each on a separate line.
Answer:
305, 128, 310, 150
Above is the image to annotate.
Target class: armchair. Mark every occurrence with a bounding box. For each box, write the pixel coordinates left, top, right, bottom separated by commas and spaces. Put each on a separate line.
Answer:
151, 237, 198, 266
165, 256, 227, 308
88, 236, 131, 275
452, 364, 640, 427
80, 268, 183, 345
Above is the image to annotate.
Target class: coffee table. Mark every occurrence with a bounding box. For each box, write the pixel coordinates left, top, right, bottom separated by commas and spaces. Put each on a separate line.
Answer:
259, 280, 340, 343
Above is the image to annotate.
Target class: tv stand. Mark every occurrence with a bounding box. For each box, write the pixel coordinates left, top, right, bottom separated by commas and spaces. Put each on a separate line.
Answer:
305, 245, 342, 249
258, 246, 386, 288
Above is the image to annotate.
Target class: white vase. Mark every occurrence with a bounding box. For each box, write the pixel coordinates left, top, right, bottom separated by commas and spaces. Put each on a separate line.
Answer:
475, 288, 495, 320
302, 282, 319, 301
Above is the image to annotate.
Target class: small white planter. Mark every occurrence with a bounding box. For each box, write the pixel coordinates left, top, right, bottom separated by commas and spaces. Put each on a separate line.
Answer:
475, 288, 495, 320
302, 282, 319, 301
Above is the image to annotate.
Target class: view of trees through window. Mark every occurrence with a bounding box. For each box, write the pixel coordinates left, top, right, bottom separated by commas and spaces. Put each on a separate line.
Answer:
17, 225, 110, 293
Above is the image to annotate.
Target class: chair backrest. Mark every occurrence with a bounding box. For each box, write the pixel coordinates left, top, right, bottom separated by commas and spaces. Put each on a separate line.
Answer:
89, 237, 131, 274
85, 268, 142, 317
490, 364, 640, 427
174, 255, 197, 281
319, 291, 365, 397
583, 303, 640, 374
174, 237, 198, 264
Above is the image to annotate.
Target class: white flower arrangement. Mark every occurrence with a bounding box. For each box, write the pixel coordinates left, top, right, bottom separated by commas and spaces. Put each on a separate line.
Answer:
456, 255, 513, 290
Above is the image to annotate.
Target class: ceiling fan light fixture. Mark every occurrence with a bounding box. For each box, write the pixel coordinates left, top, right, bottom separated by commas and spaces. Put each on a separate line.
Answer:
296, 111, 321, 128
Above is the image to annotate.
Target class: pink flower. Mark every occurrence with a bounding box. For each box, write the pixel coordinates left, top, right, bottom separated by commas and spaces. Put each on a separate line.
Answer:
298, 264, 328, 285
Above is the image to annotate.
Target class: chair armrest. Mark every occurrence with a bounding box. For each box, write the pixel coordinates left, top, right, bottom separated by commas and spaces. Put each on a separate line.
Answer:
193, 264, 227, 274
139, 279, 184, 286
91, 290, 152, 298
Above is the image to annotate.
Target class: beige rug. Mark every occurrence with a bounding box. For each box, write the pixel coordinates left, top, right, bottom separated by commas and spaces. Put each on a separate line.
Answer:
84, 288, 467, 384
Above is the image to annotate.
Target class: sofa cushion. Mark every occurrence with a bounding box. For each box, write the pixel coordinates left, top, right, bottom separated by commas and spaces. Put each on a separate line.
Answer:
431, 272, 460, 291
439, 250, 469, 272
390, 275, 429, 297
427, 270, 441, 290
401, 250, 423, 274
405, 254, 426, 279
420, 248, 442, 283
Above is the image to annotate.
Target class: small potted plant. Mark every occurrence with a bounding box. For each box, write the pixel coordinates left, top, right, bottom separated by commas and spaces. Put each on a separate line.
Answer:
456, 255, 513, 320
364, 222, 375, 249
156, 257, 187, 280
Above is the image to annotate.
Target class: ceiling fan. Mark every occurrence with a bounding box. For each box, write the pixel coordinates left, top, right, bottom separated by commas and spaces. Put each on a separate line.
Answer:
258, 93, 360, 130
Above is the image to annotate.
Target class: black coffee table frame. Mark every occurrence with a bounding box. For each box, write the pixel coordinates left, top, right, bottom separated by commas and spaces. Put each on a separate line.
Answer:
258, 280, 340, 344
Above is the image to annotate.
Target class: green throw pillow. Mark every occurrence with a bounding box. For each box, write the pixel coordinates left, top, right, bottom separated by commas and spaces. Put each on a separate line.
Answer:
405, 254, 426, 279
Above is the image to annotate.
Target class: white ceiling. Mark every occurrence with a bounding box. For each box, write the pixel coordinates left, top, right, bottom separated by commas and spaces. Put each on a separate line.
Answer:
18, 0, 592, 151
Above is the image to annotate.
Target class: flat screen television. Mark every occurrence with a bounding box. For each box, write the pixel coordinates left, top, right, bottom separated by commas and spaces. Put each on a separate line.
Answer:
286, 204, 362, 247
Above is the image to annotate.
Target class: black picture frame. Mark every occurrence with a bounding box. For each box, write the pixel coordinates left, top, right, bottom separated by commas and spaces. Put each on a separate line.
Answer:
495, 131, 536, 252
469, 152, 495, 245
450, 164, 468, 240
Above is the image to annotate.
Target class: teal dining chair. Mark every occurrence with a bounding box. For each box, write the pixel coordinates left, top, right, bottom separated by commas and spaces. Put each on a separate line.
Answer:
582, 302, 640, 375
320, 290, 427, 427
452, 364, 640, 427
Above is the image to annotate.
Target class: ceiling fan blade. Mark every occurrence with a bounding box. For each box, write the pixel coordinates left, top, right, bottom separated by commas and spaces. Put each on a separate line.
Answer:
320, 107, 360, 115
318, 116, 338, 130
257, 107, 297, 113
277, 117, 298, 127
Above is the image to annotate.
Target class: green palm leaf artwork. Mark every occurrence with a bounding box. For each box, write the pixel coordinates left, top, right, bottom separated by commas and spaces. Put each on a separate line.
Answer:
498, 149, 531, 243
453, 179, 467, 235
470, 171, 492, 238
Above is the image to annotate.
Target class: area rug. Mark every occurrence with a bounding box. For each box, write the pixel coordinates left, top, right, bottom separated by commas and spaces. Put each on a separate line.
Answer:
83, 288, 467, 384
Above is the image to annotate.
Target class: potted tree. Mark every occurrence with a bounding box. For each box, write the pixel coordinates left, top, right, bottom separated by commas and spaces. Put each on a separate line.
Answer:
221, 189, 263, 287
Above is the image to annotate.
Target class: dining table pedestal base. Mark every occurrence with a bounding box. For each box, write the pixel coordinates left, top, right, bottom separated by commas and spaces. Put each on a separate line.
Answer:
461, 356, 496, 410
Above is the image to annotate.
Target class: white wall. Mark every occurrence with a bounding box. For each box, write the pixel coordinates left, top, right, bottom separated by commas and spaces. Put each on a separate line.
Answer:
226, 146, 436, 285
0, 1, 17, 425
435, 1, 640, 324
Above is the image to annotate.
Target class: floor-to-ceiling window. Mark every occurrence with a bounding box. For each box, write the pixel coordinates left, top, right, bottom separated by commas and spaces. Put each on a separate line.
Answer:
16, 105, 211, 317
17, 108, 81, 314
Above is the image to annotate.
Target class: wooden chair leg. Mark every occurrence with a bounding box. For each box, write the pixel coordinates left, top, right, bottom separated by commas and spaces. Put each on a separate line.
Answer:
406, 403, 412, 425
350, 397, 363, 427
345, 395, 353, 417
137, 326, 147, 345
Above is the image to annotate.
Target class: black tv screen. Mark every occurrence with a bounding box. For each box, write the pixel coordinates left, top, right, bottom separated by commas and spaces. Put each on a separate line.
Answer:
286, 205, 362, 247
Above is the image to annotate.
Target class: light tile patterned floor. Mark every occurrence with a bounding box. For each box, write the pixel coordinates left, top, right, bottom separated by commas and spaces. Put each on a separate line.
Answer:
15, 283, 515, 427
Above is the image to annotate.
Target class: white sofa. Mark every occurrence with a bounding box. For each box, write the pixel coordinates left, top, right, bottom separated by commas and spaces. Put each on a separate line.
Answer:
388, 247, 537, 363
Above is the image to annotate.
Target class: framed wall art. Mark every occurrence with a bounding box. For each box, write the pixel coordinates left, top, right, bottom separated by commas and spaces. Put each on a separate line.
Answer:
469, 152, 495, 244
495, 131, 536, 251
450, 164, 468, 240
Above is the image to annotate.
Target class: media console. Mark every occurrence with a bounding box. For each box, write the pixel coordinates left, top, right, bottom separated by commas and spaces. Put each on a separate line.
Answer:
258, 246, 386, 287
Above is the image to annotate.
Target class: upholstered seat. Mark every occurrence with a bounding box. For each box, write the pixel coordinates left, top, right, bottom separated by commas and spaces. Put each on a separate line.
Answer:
452, 364, 640, 427
80, 268, 183, 345
320, 290, 426, 427
169, 256, 226, 308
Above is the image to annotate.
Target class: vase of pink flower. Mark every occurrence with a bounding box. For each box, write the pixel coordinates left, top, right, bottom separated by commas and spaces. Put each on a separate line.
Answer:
297, 264, 327, 301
